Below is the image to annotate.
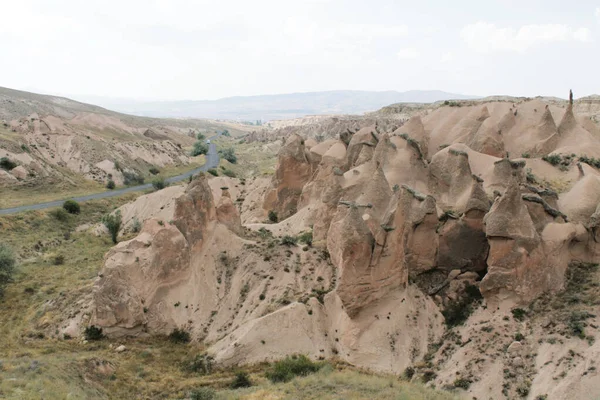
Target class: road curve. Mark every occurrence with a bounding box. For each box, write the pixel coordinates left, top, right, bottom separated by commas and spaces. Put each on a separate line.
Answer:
0, 138, 220, 216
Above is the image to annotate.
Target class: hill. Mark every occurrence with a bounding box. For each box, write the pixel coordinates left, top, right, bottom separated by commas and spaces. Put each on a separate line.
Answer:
0, 86, 252, 207
71, 90, 476, 121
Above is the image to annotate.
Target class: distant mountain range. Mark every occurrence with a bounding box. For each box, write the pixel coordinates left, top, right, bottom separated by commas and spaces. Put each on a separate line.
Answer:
71, 90, 477, 121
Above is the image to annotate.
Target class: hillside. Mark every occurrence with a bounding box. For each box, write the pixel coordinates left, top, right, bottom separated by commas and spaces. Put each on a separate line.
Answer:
3, 93, 600, 399
0, 87, 252, 207
72, 90, 476, 121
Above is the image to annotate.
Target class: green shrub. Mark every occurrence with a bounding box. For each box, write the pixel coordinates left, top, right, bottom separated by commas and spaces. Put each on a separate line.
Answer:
221, 129, 230, 137
280, 235, 298, 246
223, 169, 236, 178
190, 388, 215, 400
53, 255, 65, 265
49, 208, 69, 222
219, 148, 237, 164
542, 154, 562, 166
106, 179, 116, 190
63, 200, 81, 214
453, 378, 471, 389
268, 210, 278, 223
442, 284, 482, 327
152, 177, 167, 190
191, 142, 209, 156
265, 355, 322, 383
84, 325, 104, 341
123, 171, 144, 185
0, 243, 16, 297
514, 332, 525, 341
511, 308, 527, 321
169, 328, 191, 343
207, 169, 218, 176
131, 218, 142, 233
196, 133, 206, 140
402, 366, 415, 380
149, 167, 160, 175
298, 231, 313, 246
102, 210, 122, 244
0, 157, 17, 171
230, 371, 252, 388
182, 353, 214, 374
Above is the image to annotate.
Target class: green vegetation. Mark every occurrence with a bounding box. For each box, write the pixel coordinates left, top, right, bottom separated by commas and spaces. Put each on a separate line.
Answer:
442, 284, 482, 327
222, 169, 236, 178
268, 210, 278, 223
0, 156, 17, 171
152, 177, 167, 190
149, 166, 160, 175
192, 141, 209, 156
578, 155, 600, 169
102, 210, 122, 244
230, 371, 253, 388
169, 328, 191, 344
190, 387, 215, 400
182, 353, 214, 374
280, 235, 298, 246
298, 230, 313, 246
63, 200, 81, 214
511, 308, 528, 321
219, 147, 237, 164
207, 169, 218, 176
84, 325, 104, 341
49, 208, 69, 222
123, 171, 145, 185
443, 100, 461, 107
106, 179, 116, 190
196, 132, 206, 140
265, 355, 322, 383
0, 243, 16, 297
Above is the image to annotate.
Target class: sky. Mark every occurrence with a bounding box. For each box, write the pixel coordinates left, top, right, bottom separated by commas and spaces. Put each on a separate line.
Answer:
0, 0, 598, 100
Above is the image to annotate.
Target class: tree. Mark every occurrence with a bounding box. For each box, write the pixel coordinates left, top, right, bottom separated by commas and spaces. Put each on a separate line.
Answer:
102, 210, 122, 244
106, 179, 116, 190
219, 148, 237, 164
0, 243, 16, 297
221, 129, 230, 137
191, 142, 209, 156
63, 200, 81, 214
152, 177, 167, 190
196, 132, 205, 140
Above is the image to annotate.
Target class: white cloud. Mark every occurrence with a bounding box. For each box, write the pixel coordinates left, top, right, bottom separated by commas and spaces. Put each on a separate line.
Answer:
440, 52, 454, 63
596, 7, 600, 19
461, 22, 592, 53
397, 48, 419, 60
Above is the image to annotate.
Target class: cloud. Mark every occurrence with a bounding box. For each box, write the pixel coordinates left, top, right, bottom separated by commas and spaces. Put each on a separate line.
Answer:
397, 48, 419, 60
461, 22, 592, 53
596, 7, 600, 19
440, 52, 454, 63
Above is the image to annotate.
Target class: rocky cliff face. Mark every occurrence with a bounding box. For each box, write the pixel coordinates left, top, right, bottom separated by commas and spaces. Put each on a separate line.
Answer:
71, 97, 600, 400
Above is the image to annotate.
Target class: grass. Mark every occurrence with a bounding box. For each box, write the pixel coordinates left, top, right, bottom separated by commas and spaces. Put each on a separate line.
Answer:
213, 137, 277, 178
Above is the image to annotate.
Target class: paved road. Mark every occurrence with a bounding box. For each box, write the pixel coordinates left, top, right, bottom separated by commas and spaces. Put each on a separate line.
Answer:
0, 139, 220, 216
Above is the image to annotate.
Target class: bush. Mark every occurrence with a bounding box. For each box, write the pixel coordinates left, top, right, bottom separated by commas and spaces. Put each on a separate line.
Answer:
196, 133, 206, 140
84, 325, 104, 341
542, 154, 562, 166
207, 169, 218, 176
152, 177, 167, 190
221, 129, 230, 137
230, 371, 252, 388
511, 308, 527, 321
219, 147, 237, 164
190, 388, 215, 400
102, 210, 122, 244
149, 167, 160, 175
268, 210, 278, 223
298, 231, 313, 246
223, 169, 236, 178
453, 378, 471, 389
402, 366, 415, 380
265, 355, 322, 383
0, 157, 17, 171
442, 284, 482, 327
191, 142, 209, 156
0, 243, 16, 297
63, 200, 81, 214
131, 218, 142, 233
123, 171, 144, 186
169, 328, 191, 343
280, 235, 298, 246
106, 179, 116, 190
182, 353, 214, 374
49, 208, 69, 222
53, 255, 65, 265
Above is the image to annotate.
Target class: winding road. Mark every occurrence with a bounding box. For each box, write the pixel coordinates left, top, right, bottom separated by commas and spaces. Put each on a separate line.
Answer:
0, 139, 220, 216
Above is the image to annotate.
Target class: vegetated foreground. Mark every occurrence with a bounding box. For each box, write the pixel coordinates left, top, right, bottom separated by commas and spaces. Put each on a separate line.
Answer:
2, 93, 600, 399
